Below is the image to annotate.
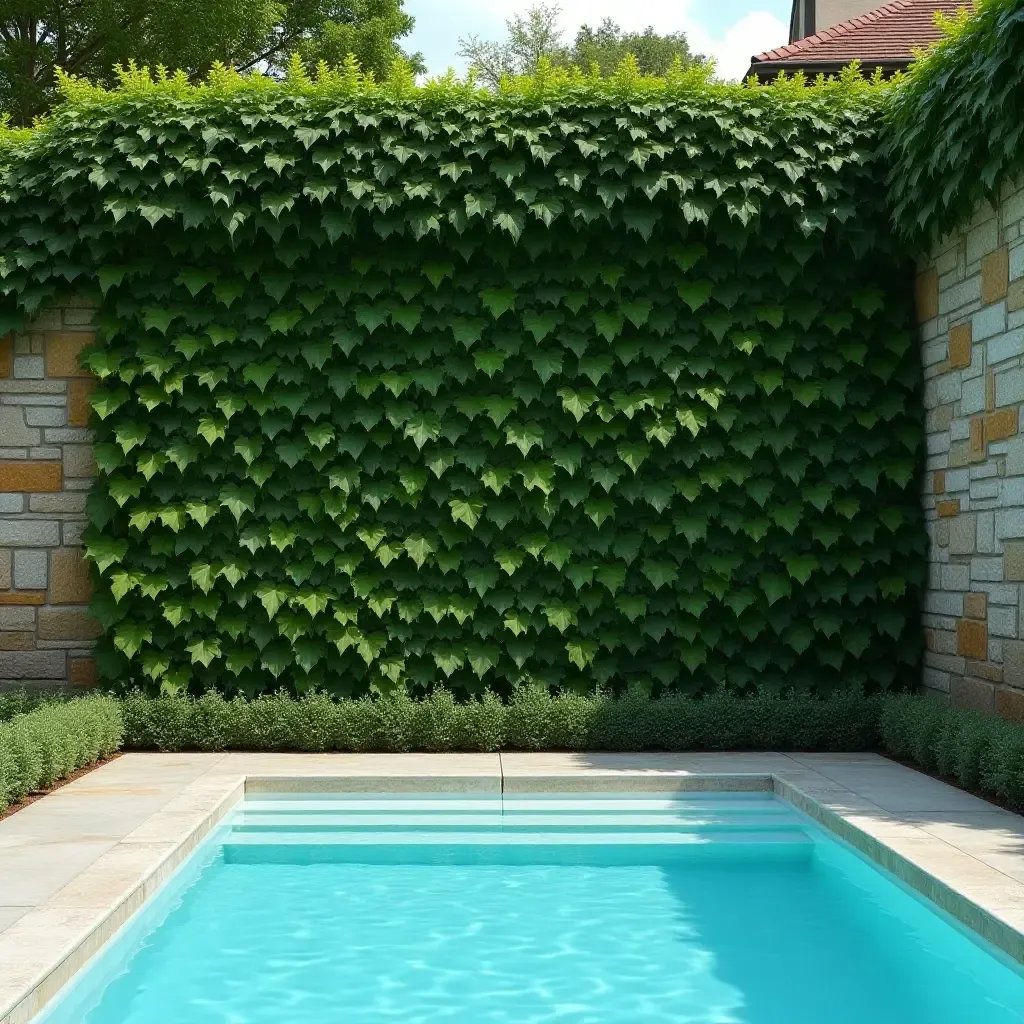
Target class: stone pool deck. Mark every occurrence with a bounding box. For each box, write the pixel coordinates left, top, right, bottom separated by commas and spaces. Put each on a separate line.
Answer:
1, 751, 1023, 1022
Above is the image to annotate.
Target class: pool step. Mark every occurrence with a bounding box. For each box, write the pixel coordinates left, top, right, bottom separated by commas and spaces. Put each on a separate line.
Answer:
223, 794, 811, 847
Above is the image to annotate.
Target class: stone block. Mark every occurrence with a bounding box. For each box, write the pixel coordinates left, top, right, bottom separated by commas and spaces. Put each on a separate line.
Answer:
70, 656, 96, 687
0, 607, 34, 629
13, 549, 46, 589
0, 650, 64, 679
935, 373, 962, 404
982, 245, 1010, 305
957, 618, 987, 659
973, 302, 1007, 341
44, 331, 94, 377
0, 334, 10, 377
996, 686, 1024, 723
945, 468, 970, 492
990, 605, 1018, 637
925, 591, 964, 617
967, 218, 999, 264
67, 379, 93, 427
1002, 639, 1024, 686
964, 591, 987, 619
986, 369, 996, 412
37, 607, 101, 641
970, 416, 984, 458
922, 667, 951, 693
62, 521, 85, 546
970, 478, 1000, 501
0, 632, 34, 650
995, 509, 1024, 539
948, 322, 972, 368
936, 499, 960, 517
926, 431, 951, 455
947, 513, 975, 554
933, 469, 946, 493
13, 355, 44, 379
951, 676, 996, 713
977, 511, 995, 553
0, 590, 44, 605
1009, 278, 1024, 313
940, 563, 970, 590
0, 549, 7, 590
49, 547, 92, 604
0, 494, 22, 513
948, 439, 970, 467
959, 376, 984, 415
936, 519, 950, 546
29, 492, 88, 513
0, 406, 40, 445
1006, 541, 1024, 581
0, 519, 58, 546
916, 268, 939, 322
62, 444, 96, 479
0, 460, 61, 492
971, 556, 1004, 581
987, 325, 1024, 365
24, 405, 65, 427
966, 659, 1003, 682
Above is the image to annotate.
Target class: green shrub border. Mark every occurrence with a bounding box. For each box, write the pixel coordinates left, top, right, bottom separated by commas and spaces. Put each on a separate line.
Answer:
0, 695, 123, 813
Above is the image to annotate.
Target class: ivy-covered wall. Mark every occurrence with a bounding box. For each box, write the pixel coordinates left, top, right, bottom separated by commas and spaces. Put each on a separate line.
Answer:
0, 69, 925, 697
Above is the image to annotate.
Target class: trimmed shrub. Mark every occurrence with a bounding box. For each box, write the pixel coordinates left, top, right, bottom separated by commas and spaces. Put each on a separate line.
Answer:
0, 695, 123, 812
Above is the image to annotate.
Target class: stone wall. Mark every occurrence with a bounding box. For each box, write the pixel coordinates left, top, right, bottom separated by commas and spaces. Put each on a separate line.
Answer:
919, 177, 1024, 721
0, 299, 98, 689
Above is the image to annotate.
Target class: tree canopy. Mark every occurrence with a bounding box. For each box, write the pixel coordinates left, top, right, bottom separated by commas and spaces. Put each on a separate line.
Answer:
0, 0, 422, 123
457, 4, 705, 89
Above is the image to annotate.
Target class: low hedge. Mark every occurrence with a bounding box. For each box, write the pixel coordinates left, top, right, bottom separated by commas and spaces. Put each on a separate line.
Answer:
120, 688, 883, 754
880, 695, 1024, 811
0, 695, 123, 813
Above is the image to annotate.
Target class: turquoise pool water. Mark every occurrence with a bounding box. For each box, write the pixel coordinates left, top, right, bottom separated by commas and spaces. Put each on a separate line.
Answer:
37, 793, 1024, 1023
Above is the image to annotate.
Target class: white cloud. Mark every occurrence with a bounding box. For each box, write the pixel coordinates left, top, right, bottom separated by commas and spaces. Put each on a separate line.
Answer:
411, 0, 789, 83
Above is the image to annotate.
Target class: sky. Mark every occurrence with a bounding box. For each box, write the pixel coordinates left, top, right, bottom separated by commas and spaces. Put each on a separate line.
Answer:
403, 0, 792, 83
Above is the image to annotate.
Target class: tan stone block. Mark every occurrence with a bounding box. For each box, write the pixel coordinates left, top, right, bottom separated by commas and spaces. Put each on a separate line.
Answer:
1009, 278, 1024, 314
950, 676, 995, 713
70, 656, 97, 687
0, 460, 61, 492
986, 407, 1018, 442
956, 618, 987, 659
49, 547, 93, 604
0, 631, 34, 650
915, 268, 939, 322
933, 470, 946, 494
996, 686, 1024, 723
948, 440, 971, 467
1003, 639, 1024, 687
0, 590, 45, 605
965, 659, 1002, 682
0, 333, 10, 378
981, 245, 1009, 305
964, 591, 987, 619
948, 322, 972, 368
0, 548, 8, 590
67, 378, 94, 426
970, 416, 985, 457
936, 499, 961, 518
986, 369, 996, 413
37, 606, 101, 640
1006, 541, 1024, 581
63, 443, 96, 479
44, 331, 94, 377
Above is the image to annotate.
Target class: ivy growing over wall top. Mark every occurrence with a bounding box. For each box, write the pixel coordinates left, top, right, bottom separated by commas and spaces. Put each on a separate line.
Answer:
0, 62, 923, 699
886, 0, 1024, 240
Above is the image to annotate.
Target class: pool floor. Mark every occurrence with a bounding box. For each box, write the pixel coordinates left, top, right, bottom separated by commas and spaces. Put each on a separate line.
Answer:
36, 794, 1024, 1024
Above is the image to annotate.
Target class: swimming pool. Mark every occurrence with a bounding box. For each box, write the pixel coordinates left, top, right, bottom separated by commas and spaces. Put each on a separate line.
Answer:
34, 793, 1024, 1023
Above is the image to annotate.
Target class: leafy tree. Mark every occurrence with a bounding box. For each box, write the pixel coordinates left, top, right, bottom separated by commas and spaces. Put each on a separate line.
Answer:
457, 3, 704, 89
569, 19, 704, 78
0, 0, 422, 123
457, 3, 564, 89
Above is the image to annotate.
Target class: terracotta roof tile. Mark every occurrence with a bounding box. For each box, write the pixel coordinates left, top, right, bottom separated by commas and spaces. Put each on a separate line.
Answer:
752, 0, 969, 65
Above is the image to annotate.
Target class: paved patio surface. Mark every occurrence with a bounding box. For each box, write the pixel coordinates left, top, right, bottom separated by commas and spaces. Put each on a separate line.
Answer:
1, 751, 1022, 1022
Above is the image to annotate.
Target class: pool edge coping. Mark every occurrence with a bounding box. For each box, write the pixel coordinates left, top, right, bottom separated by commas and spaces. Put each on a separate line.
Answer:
2, 765, 1022, 1024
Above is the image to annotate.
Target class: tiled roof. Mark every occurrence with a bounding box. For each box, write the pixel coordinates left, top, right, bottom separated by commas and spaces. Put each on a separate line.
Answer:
751, 0, 969, 66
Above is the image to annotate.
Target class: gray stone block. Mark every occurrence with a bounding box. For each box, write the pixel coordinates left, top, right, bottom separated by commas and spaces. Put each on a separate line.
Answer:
987, 326, 1024, 365
973, 302, 1007, 341
24, 406, 65, 427
0, 607, 35, 630
0, 521, 59, 546
12, 356, 44, 379
0, 651, 64, 679
948, 513, 976, 554
12, 549, 46, 589
971, 556, 1005, 582
0, 494, 24, 513
0, 406, 40, 446
990, 606, 1018, 638
1002, 639, 1024, 686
